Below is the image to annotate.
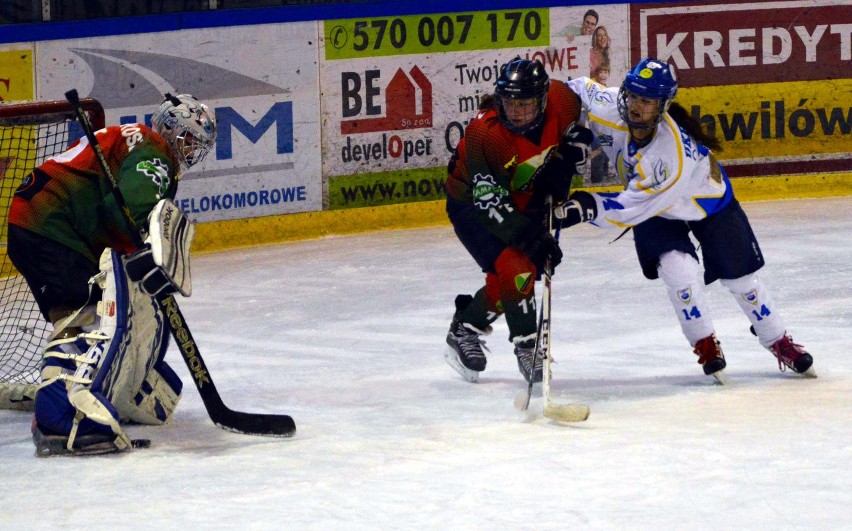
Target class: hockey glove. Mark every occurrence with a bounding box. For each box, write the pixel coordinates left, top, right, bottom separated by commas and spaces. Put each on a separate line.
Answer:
553, 191, 598, 228
124, 199, 195, 297
530, 145, 574, 204
517, 224, 563, 273
558, 122, 594, 174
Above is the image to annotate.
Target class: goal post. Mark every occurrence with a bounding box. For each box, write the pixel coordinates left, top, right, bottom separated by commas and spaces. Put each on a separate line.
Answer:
0, 97, 105, 410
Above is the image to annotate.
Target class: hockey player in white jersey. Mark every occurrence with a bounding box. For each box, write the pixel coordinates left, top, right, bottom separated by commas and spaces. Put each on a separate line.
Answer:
556, 57, 814, 382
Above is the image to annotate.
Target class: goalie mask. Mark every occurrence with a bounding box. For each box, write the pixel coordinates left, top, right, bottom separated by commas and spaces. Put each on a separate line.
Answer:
151, 93, 217, 169
617, 58, 678, 130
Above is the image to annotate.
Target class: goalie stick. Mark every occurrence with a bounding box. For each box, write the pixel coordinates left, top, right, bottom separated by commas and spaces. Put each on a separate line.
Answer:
65, 89, 295, 437
514, 198, 590, 422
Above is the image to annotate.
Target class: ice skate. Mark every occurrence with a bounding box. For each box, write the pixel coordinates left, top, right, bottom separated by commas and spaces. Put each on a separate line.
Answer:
32, 425, 147, 457
693, 333, 727, 384
768, 333, 815, 377
445, 317, 490, 383
514, 338, 543, 384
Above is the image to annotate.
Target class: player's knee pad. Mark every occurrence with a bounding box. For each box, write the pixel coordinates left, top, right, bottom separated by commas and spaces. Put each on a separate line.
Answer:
494, 248, 537, 302
720, 272, 759, 294
493, 248, 538, 341
658, 250, 701, 288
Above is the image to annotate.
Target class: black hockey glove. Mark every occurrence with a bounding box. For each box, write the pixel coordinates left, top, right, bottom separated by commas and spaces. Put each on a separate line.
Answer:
516, 224, 563, 273
553, 191, 597, 229
530, 145, 574, 204
557, 122, 594, 174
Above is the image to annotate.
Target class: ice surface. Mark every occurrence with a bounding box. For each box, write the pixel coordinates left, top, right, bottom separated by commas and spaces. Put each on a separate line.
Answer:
2, 197, 850, 529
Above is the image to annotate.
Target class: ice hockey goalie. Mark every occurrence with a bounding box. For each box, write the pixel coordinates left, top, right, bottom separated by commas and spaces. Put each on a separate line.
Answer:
31, 198, 195, 456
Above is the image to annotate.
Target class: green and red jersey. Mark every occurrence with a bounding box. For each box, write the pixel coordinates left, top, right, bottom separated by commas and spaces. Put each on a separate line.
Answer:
446, 81, 582, 245
9, 123, 179, 263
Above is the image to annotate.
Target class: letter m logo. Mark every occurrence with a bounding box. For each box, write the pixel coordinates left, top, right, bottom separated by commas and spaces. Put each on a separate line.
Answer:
215, 101, 294, 160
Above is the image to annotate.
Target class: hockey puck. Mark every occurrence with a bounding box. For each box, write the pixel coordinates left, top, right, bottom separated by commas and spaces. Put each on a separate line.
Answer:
131, 438, 152, 449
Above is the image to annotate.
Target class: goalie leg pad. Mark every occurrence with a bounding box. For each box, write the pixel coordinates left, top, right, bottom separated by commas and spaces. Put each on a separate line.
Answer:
132, 360, 182, 424
85, 249, 181, 425
32, 248, 182, 452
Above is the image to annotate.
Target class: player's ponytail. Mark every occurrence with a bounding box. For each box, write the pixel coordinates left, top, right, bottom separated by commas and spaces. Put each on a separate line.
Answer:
668, 102, 722, 152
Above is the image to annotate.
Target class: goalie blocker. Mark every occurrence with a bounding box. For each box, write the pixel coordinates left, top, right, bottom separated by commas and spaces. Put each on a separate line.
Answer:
33, 199, 194, 456
125, 198, 195, 297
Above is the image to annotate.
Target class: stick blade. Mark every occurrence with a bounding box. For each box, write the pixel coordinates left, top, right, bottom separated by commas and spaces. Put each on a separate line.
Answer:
543, 403, 590, 422
212, 410, 297, 437
513, 388, 532, 411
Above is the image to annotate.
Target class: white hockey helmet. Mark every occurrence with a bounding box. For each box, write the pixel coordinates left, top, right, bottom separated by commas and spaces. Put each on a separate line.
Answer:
151, 93, 217, 168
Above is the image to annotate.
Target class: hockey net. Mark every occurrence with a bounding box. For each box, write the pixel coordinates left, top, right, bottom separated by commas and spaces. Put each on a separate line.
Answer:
0, 98, 105, 410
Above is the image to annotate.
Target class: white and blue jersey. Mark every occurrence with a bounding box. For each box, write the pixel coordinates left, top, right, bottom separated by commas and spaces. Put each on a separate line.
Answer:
564, 77, 733, 228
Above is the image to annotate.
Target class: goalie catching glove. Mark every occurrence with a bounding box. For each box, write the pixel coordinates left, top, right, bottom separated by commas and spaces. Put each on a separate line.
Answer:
125, 198, 194, 297
553, 191, 598, 228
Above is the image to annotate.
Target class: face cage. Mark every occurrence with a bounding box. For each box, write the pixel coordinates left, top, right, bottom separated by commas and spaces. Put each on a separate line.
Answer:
617, 88, 668, 130
497, 94, 547, 134
173, 129, 212, 168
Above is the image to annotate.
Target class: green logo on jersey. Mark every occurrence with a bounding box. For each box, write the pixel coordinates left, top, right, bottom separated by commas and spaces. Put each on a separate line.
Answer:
137, 158, 171, 198
472, 173, 507, 210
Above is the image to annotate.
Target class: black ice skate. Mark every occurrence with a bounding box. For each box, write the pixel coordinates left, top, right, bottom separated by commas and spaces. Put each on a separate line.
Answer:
514, 338, 543, 384
445, 317, 490, 383
693, 333, 727, 384
32, 425, 149, 457
768, 333, 815, 377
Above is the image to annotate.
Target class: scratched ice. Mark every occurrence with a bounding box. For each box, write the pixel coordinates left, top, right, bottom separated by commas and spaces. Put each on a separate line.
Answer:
2, 197, 850, 529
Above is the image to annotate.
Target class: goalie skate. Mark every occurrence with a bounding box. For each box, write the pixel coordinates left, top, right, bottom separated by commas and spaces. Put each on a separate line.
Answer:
33, 427, 150, 457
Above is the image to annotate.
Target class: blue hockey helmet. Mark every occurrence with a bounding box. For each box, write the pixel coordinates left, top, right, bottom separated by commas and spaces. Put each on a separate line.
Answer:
495, 58, 550, 134
617, 58, 678, 129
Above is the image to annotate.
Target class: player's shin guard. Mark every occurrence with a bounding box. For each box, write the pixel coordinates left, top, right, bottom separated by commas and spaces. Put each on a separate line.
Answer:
720, 273, 786, 347
658, 251, 715, 345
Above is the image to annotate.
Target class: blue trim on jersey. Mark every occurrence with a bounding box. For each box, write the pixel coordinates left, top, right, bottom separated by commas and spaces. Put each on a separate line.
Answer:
695, 164, 734, 217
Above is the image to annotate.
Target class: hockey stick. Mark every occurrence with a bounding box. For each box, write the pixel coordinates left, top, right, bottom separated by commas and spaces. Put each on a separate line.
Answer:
513, 198, 589, 421
513, 197, 555, 412
65, 89, 295, 437
540, 225, 590, 422
512, 271, 548, 412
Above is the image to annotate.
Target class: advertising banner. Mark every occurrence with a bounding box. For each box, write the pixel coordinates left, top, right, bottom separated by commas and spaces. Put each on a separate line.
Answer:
321, 5, 630, 210
36, 23, 322, 223
0, 47, 36, 243
0, 48, 34, 102
632, 0, 852, 177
